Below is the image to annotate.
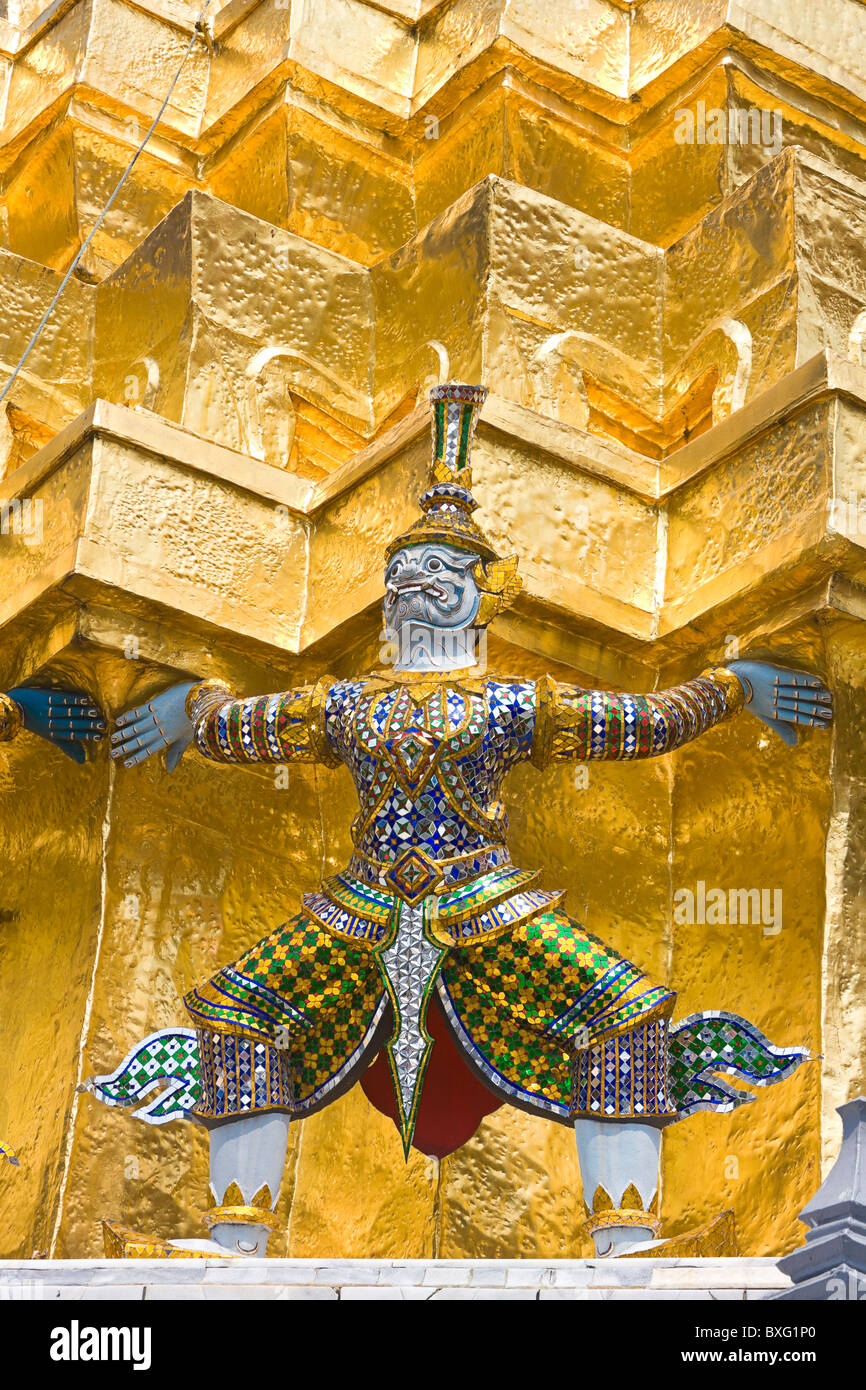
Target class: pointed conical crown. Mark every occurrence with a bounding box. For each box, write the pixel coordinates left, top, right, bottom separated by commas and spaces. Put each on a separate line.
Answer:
385, 382, 499, 562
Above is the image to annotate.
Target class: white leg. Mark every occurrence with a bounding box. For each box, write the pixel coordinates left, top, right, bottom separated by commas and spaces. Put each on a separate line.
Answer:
575, 1118, 663, 1257
171, 1112, 291, 1257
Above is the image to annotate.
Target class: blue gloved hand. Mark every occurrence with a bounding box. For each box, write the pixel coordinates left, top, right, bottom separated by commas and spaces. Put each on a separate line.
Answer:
110, 681, 197, 771
6, 687, 106, 764
726, 660, 833, 747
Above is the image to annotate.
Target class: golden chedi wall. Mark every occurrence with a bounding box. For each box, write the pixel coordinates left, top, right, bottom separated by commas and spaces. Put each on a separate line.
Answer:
1, 0, 866, 1259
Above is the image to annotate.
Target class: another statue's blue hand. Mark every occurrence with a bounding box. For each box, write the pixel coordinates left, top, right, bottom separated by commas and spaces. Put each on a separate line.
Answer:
726, 660, 833, 747
110, 681, 196, 771
6, 687, 106, 764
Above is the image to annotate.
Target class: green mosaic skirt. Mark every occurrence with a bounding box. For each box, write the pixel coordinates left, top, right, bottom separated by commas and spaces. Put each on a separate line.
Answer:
184, 906, 676, 1124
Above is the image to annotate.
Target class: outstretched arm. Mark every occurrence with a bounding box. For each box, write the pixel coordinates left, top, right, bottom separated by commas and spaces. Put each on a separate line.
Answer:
111, 677, 339, 770
188, 678, 339, 766
531, 662, 832, 767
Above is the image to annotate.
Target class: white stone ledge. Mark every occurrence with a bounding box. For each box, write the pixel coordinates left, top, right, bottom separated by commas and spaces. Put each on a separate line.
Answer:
0, 1258, 790, 1301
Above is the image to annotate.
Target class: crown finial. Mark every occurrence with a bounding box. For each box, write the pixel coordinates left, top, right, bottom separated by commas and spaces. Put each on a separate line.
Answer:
429, 382, 488, 487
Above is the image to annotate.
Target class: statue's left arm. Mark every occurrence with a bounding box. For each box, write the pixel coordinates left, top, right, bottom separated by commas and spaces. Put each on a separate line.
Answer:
530, 663, 832, 767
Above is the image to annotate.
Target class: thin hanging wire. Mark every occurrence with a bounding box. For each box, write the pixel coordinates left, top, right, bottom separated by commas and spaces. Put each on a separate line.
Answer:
0, 0, 214, 408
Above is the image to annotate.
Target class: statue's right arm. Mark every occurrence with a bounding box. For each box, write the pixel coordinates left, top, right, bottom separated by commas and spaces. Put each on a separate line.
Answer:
188, 677, 338, 766
110, 677, 339, 771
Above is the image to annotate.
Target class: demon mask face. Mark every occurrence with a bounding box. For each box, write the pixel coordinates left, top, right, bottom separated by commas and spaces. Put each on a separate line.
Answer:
383, 543, 481, 635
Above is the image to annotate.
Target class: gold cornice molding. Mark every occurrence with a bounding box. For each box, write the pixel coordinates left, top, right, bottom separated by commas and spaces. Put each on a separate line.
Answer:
5, 146, 866, 454
3, 349, 855, 516
6, 11, 866, 280
2, 350, 866, 676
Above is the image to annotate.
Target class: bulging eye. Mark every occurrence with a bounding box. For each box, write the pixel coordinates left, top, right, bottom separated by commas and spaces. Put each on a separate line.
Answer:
427, 557, 443, 571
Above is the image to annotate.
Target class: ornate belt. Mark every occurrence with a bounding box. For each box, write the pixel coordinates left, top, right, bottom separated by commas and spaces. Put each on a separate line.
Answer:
348, 843, 512, 894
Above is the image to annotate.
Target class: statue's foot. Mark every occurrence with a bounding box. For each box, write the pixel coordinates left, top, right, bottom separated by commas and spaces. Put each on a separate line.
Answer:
598, 1210, 738, 1259
103, 1208, 275, 1258
590, 1222, 656, 1258
102, 1220, 235, 1258
165, 1237, 241, 1255
102, 1220, 272, 1258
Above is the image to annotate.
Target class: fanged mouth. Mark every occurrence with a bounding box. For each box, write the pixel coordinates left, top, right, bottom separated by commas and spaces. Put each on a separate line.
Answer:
386, 580, 449, 602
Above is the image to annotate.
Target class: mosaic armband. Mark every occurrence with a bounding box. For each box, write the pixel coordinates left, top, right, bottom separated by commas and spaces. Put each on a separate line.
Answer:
186, 678, 233, 723
191, 677, 339, 766
0, 692, 24, 743
531, 667, 744, 767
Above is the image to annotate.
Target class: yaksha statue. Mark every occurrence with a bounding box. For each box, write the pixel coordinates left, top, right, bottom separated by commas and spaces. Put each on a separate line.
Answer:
91, 383, 833, 1259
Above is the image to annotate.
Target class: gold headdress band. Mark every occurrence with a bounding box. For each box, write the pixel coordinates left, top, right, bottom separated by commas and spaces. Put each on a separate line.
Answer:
384, 382, 522, 626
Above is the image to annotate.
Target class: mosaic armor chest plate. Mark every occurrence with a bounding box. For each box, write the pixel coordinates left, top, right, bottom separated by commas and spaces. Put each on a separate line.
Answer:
337, 678, 524, 861
299, 676, 562, 952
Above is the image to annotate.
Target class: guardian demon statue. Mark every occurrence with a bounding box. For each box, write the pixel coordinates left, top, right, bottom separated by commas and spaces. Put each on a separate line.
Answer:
72, 384, 831, 1257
